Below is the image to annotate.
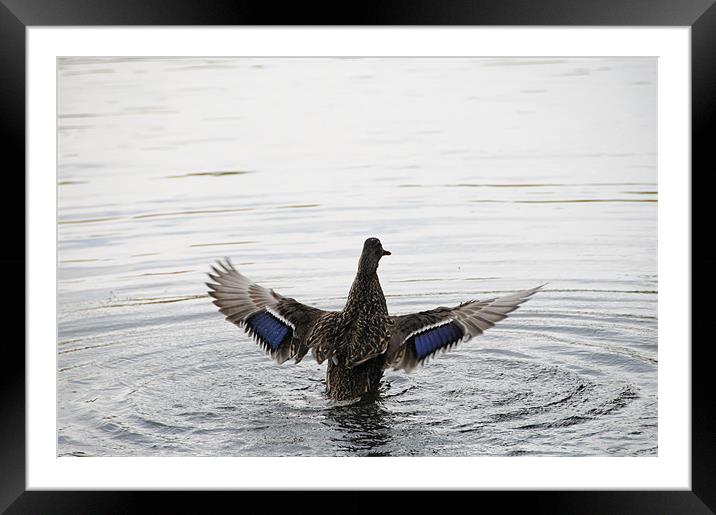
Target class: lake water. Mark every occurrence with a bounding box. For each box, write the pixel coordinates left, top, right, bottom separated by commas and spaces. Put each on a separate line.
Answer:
57, 57, 657, 457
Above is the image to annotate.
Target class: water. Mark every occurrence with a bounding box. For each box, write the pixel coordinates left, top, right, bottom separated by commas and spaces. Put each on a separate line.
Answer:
57, 57, 657, 457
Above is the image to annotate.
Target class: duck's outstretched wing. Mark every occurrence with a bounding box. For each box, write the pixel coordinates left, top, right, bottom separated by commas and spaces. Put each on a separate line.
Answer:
206, 258, 331, 365
385, 285, 544, 372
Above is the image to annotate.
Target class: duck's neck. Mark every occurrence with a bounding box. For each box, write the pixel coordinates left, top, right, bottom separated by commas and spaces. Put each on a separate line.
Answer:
345, 270, 386, 315
354, 268, 377, 282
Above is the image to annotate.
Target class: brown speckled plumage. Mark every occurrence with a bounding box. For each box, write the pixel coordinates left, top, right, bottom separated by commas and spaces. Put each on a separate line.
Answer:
207, 237, 543, 401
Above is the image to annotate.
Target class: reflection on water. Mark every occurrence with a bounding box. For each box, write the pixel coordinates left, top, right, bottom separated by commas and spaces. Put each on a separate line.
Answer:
57, 57, 657, 457
324, 395, 395, 456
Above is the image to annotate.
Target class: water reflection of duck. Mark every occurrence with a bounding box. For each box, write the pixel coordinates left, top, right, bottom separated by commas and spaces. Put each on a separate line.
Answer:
324, 397, 393, 456
207, 237, 543, 401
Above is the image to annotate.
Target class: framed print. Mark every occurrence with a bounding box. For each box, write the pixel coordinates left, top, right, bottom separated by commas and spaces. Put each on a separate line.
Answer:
5, 0, 713, 513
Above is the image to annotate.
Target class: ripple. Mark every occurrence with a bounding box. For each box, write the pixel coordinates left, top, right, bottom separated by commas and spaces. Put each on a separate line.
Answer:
97, 294, 207, 308
517, 385, 639, 429
190, 241, 256, 248
59, 216, 123, 225
165, 170, 255, 178
138, 269, 195, 276
277, 203, 320, 209
470, 199, 657, 204
133, 207, 254, 220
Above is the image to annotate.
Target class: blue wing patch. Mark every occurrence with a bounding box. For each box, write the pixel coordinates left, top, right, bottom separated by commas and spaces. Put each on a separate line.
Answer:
411, 322, 464, 361
245, 311, 291, 350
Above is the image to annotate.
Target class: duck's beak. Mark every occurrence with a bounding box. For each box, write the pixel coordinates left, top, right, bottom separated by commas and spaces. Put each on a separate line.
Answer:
382, 249, 391, 256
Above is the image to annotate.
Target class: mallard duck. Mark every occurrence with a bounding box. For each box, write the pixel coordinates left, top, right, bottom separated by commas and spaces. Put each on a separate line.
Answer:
206, 237, 543, 401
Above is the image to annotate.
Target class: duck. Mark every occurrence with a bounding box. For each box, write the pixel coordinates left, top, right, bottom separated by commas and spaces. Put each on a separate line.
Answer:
206, 237, 543, 401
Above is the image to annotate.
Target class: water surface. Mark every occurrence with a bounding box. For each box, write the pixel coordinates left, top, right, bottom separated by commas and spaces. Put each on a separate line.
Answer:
58, 57, 657, 456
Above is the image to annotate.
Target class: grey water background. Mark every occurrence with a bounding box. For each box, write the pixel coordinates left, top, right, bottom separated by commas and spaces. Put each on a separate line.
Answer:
57, 57, 657, 457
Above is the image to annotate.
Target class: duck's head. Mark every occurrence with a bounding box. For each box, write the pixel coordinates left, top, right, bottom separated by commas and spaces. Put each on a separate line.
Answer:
358, 237, 391, 274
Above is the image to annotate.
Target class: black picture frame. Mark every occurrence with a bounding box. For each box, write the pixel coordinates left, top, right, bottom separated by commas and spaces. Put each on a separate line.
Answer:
3, 1, 713, 513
